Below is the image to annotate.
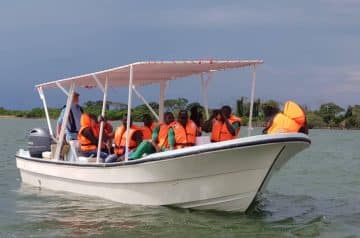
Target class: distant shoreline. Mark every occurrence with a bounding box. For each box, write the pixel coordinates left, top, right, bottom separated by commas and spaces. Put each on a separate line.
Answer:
0, 115, 17, 118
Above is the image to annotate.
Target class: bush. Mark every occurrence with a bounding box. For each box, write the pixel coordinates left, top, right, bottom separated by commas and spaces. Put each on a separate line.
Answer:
307, 112, 326, 129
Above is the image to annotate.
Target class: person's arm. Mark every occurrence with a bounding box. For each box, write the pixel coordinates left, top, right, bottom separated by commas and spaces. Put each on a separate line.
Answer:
133, 131, 143, 146
56, 109, 65, 138
151, 125, 160, 142
232, 122, 240, 135
81, 128, 98, 145
222, 114, 236, 136
202, 119, 213, 133
168, 128, 175, 150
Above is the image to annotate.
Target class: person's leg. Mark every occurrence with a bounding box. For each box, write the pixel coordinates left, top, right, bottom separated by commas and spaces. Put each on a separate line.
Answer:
129, 141, 156, 160
100, 151, 108, 159
105, 154, 119, 163
80, 150, 97, 158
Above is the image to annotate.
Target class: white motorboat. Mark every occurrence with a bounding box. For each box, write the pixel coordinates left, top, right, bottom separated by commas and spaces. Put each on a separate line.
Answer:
16, 60, 311, 212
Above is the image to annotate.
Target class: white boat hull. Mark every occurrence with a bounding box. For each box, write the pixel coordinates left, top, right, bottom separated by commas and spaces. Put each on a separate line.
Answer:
16, 133, 310, 212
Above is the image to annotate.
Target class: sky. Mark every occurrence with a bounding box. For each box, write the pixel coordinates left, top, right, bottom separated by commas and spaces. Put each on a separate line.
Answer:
0, 0, 359, 110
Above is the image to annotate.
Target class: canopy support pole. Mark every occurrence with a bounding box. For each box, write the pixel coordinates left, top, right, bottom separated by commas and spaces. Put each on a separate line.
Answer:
132, 86, 160, 121
248, 65, 257, 136
54, 82, 75, 160
201, 73, 211, 120
125, 65, 134, 162
56, 82, 70, 96
37, 87, 55, 141
94, 76, 109, 163
159, 81, 166, 122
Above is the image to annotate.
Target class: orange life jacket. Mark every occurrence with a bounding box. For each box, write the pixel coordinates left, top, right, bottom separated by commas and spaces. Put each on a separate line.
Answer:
95, 121, 113, 140
267, 101, 306, 134
211, 114, 242, 142
78, 114, 99, 152
171, 120, 197, 149
141, 122, 157, 140
156, 123, 170, 149
114, 125, 140, 155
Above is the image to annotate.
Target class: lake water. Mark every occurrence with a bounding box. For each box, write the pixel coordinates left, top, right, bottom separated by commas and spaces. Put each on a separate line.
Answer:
0, 118, 359, 237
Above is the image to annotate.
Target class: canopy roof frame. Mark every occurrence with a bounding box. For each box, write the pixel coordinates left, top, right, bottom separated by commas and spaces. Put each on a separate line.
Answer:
36, 60, 263, 90
36, 60, 263, 162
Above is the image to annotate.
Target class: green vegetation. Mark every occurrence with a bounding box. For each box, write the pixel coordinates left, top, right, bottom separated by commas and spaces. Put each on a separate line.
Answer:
1, 98, 360, 129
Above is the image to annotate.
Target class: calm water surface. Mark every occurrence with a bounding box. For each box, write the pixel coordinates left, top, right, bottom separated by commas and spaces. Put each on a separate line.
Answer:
0, 118, 359, 237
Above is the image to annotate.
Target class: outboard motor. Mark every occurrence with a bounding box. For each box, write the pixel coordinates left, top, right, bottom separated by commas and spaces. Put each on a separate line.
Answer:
28, 128, 52, 158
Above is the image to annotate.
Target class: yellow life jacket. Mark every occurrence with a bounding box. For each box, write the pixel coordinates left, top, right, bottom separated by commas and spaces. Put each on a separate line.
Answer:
267, 101, 306, 134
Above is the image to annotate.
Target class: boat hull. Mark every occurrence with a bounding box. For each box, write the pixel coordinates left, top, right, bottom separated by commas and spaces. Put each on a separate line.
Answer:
16, 133, 310, 212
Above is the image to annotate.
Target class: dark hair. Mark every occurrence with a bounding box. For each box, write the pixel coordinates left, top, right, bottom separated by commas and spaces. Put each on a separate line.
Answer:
164, 112, 174, 117
221, 105, 232, 113
143, 114, 151, 120
190, 106, 203, 127
89, 113, 97, 122
178, 110, 188, 119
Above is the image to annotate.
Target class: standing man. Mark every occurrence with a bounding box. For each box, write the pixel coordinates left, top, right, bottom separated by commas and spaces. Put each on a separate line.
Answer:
56, 92, 83, 141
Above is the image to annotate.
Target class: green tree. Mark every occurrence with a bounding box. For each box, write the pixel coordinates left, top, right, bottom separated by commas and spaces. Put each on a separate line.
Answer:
164, 98, 188, 112
318, 102, 344, 124
261, 100, 280, 118
344, 105, 360, 128
253, 98, 261, 118
83, 100, 103, 116
306, 112, 325, 129
236, 97, 245, 117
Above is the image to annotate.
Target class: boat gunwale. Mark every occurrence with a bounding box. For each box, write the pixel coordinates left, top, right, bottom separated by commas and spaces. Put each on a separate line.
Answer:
16, 135, 311, 168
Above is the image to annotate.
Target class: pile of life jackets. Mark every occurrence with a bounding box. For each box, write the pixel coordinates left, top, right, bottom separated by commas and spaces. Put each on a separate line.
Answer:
267, 101, 307, 134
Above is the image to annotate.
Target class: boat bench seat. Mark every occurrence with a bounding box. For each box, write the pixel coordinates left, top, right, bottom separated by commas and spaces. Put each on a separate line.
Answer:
67, 140, 80, 161
195, 136, 210, 145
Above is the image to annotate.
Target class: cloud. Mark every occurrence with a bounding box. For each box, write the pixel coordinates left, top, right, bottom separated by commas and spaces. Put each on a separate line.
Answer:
154, 2, 359, 29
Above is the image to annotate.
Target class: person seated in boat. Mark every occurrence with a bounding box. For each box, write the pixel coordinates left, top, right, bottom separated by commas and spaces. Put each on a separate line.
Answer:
170, 110, 199, 149
203, 105, 242, 142
190, 105, 204, 136
78, 113, 108, 160
140, 114, 157, 140
127, 112, 175, 160
96, 115, 114, 154
105, 115, 143, 162
263, 100, 309, 134
56, 92, 83, 141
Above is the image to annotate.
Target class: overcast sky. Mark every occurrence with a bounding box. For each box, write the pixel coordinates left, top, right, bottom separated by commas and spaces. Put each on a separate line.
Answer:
1, 0, 359, 110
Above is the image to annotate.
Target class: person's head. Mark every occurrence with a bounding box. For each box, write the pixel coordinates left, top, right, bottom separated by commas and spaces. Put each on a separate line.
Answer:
221, 105, 232, 119
143, 114, 153, 127
164, 112, 175, 125
72, 92, 80, 105
177, 110, 189, 126
190, 105, 203, 127
122, 114, 132, 128
211, 109, 221, 119
89, 114, 97, 127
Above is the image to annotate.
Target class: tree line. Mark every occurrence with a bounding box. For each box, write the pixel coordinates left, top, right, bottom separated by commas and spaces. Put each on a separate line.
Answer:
1, 98, 359, 129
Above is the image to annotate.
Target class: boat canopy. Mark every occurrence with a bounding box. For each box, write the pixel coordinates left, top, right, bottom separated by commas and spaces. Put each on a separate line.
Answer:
36, 60, 263, 89
37, 59, 263, 163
